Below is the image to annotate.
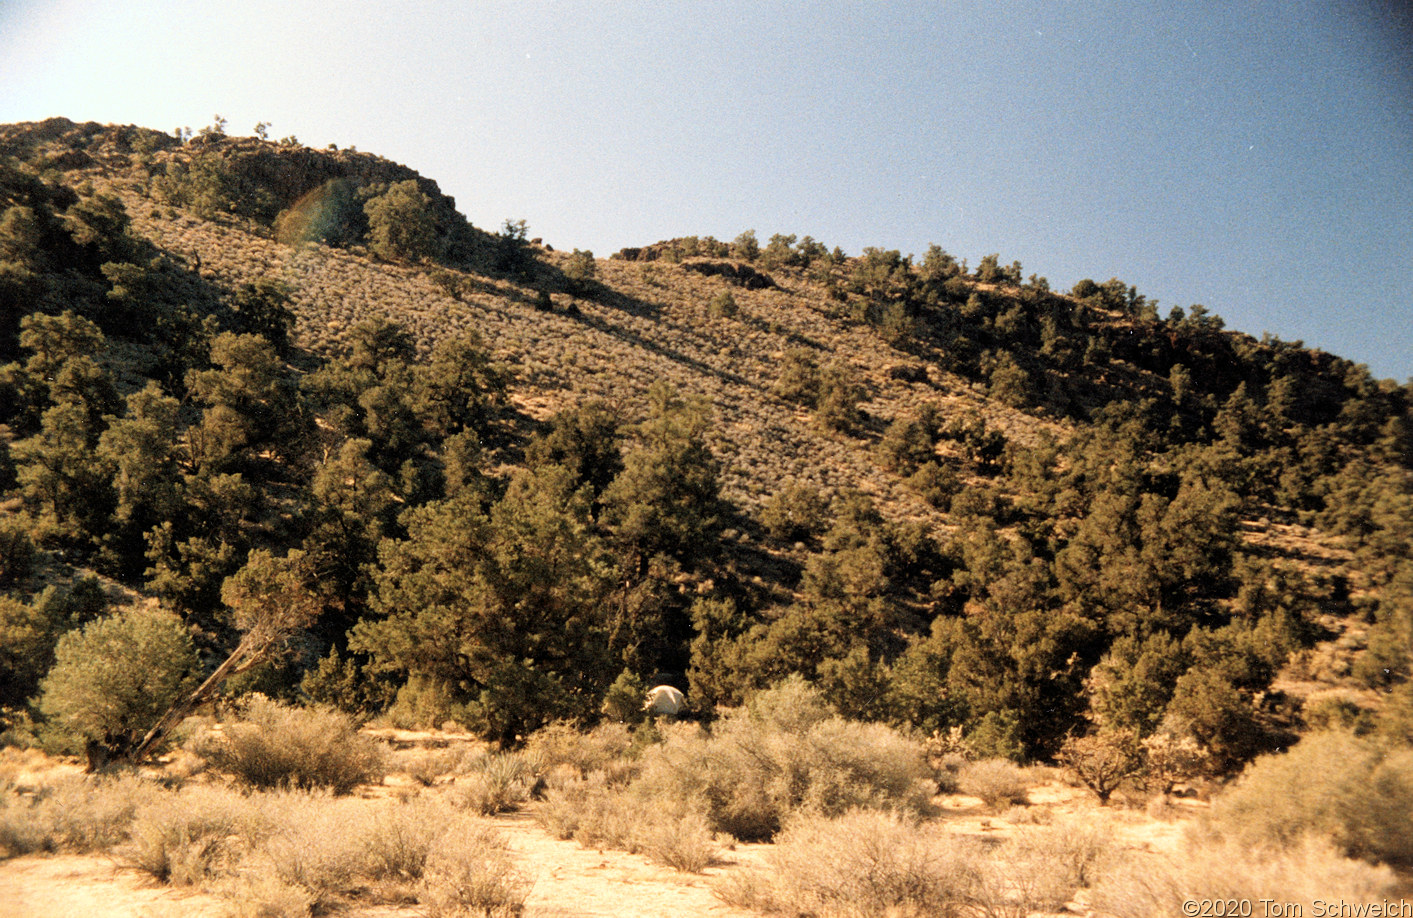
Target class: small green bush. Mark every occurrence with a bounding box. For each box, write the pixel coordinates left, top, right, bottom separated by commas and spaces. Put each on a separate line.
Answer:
759, 484, 829, 543
564, 249, 597, 297
38, 607, 199, 765
194, 695, 385, 794
0, 515, 35, 586
708, 291, 737, 318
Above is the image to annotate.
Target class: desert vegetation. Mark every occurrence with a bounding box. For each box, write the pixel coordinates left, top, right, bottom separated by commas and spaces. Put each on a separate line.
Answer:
0, 117, 1410, 912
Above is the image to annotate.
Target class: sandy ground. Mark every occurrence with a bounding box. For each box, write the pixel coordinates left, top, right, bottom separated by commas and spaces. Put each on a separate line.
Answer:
500, 813, 762, 918
0, 854, 230, 918
0, 741, 1198, 918
0, 811, 766, 918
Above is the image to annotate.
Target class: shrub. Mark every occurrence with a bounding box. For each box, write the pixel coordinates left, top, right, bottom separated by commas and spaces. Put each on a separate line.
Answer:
600, 669, 646, 724
759, 483, 829, 542
816, 360, 864, 433
261, 794, 381, 907
774, 347, 820, 404
1009, 818, 1115, 891
633, 808, 717, 873
907, 461, 960, 508
226, 791, 480, 910
970, 839, 1084, 918
363, 180, 438, 261
1090, 836, 1396, 918
875, 416, 935, 474
1058, 730, 1143, 805
38, 607, 199, 766
1164, 668, 1263, 773
122, 784, 249, 885
564, 249, 597, 296
362, 797, 446, 892
719, 809, 979, 918
957, 758, 1031, 809
418, 823, 530, 918
391, 746, 460, 786
536, 776, 718, 872
633, 679, 934, 840
534, 771, 607, 841
524, 720, 635, 777
1207, 730, 1413, 867
1141, 730, 1211, 795
193, 695, 385, 794
0, 515, 35, 586
732, 229, 760, 262
213, 872, 314, 918
447, 751, 533, 815
708, 291, 737, 318
0, 772, 164, 858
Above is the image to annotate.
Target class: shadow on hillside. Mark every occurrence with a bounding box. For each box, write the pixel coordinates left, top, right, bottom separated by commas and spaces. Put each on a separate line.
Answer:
734, 312, 823, 352
716, 508, 807, 605
556, 288, 758, 392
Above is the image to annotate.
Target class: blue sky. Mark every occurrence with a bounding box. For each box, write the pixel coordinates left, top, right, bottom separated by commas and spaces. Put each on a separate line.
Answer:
2, 1, 1409, 380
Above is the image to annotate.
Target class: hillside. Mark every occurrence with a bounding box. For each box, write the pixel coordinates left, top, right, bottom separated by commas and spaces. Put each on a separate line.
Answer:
1, 117, 1411, 770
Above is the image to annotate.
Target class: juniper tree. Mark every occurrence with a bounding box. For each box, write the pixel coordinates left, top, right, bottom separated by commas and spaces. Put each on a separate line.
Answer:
363, 180, 438, 261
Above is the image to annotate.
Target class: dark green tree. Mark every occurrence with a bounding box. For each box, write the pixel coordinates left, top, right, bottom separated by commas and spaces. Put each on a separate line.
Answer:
362, 180, 439, 261
525, 399, 624, 503
354, 466, 618, 742
186, 332, 308, 471
600, 383, 722, 568
231, 280, 296, 356
413, 331, 506, 438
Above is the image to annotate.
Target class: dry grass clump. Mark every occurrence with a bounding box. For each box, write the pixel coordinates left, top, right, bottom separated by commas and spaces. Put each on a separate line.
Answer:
23, 770, 525, 915
0, 772, 162, 858
391, 746, 461, 786
192, 695, 385, 794
719, 810, 1113, 918
1090, 836, 1398, 918
957, 758, 1031, 809
213, 872, 314, 918
531, 680, 928, 870
417, 823, 531, 918
361, 797, 447, 892
121, 784, 259, 885
1206, 730, 1413, 867
256, 792, 507, 911
445, 751, 537, 815
633, 679, 935, 841
261, 794, 401, 907
988, 819, 1115, 911
535, 772, 719, 872
718, 809, 979, 918
524, 720, 636, 777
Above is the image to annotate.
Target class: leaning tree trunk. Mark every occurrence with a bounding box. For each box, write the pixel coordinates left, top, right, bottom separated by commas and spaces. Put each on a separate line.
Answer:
125, 635, 265, 765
